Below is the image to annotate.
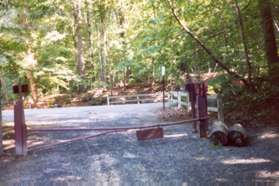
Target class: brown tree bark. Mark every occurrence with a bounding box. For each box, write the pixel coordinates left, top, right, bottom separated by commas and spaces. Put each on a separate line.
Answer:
118, 4, 130, 86
85, 0, 94, 68
73, 0, 85, 76
99, 17, 107, 82
26, 70, 38, 105
234, 0, 252, 84
0, 73, 8, 102
259, 0, 279, 82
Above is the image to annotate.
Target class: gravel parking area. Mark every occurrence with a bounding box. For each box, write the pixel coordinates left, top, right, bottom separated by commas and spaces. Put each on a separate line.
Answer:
0, 103, 279, 185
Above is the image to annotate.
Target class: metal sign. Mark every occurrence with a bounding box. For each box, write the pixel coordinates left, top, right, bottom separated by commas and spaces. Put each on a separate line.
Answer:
136, 128, 164, 141
13, 84, 29, 94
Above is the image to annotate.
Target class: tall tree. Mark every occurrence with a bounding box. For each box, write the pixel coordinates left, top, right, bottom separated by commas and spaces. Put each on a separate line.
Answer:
98, 3, 107, 82
259, 0, 279, 82
73, 0, 85, 76
85, 0, 94, 70
234, 0, 252, 84
165, 0, 250, 87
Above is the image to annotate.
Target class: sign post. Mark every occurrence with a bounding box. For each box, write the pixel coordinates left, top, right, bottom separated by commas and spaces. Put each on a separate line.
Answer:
13, 84, 29, 156
161, 66, 166, 110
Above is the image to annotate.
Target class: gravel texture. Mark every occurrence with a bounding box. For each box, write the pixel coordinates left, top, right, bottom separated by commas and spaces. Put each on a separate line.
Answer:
0, 103, 279, 185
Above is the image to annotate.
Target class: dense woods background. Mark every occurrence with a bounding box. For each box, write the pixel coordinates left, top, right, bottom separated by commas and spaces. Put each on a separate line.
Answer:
0, 0, 278, 123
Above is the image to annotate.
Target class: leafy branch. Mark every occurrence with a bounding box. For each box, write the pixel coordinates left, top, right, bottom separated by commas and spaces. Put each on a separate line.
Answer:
165, 0, 249, 87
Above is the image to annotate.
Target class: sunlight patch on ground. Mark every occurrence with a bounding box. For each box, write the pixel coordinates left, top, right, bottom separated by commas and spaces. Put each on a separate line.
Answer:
256, 171, 279, 178
216, 178, 229, 183
53, 175, 82, 182
259, 132, 279, 139
221, 158, 271, 165
164, 133, 188, 139
194, 156, 209, 161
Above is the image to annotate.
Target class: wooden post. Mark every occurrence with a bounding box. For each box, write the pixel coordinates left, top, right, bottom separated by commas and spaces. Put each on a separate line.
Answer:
14, 98, 27, 156
0, 87, 3, 155
185, 80, 197, 133
197, 82, 208, 138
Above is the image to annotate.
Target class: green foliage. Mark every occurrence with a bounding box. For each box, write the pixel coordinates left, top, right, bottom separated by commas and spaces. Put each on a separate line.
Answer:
0, 0, 278, 124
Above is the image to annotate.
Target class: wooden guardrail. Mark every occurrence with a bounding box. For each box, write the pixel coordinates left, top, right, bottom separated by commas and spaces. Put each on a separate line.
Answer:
107, 93, 163, 105
169, 91, 190, 110
169, 91, 224, 121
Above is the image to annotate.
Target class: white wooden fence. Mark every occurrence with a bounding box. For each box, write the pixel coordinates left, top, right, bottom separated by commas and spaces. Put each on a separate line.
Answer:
107, 91, 224, 121
169, 91, 224, 121
107, 93, 163, 105
169, 91, 190, 109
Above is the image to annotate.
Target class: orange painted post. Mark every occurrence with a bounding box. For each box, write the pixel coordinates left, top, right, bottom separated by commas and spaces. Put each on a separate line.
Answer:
14, 98, 27, 156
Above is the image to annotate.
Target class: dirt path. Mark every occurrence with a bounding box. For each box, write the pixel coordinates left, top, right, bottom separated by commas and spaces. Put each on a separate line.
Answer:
0, 103, 279, 185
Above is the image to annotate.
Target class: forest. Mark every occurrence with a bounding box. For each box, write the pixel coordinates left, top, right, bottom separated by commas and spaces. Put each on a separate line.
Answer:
0, 0, 278, 124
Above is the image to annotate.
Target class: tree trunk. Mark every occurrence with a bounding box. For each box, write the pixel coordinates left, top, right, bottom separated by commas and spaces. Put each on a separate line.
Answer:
166, 0, 250, 87
0, 73, 8, 102
73, 0, 85, 76
234, 0, 252, 84
26, 70, 38, 105
259, 0, 279, 82
99, 19, 107, 82
85, 0, 94, 68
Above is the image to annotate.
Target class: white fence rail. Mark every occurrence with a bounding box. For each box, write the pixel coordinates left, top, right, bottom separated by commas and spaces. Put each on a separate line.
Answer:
169, 91, 224, 121
169, 91, 190, 109
107, 93, 163, 105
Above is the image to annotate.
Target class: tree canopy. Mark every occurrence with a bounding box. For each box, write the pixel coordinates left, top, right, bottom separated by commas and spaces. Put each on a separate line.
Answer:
0, 0, 278, 119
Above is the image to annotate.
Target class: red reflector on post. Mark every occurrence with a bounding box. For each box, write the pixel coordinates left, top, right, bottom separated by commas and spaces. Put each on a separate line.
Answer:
136, 128, 164, 141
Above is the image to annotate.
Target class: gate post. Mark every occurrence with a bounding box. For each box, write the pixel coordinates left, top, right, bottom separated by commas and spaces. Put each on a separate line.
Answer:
14, 98, 27, 155
13, 84, 29, 156
197, 82, 208, 138
185, 79, 197, 133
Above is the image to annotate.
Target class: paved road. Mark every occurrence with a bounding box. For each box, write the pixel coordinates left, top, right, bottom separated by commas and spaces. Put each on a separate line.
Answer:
1, 103, 279, 185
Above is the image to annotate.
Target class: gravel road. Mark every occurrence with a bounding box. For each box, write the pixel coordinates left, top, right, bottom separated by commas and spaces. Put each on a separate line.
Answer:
0, 103, 279, 185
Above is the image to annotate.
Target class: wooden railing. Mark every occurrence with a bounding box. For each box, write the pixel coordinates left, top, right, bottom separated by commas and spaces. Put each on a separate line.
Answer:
169, 91, 224, 121
169, 91, 190, 110
107, 93, 163, 105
